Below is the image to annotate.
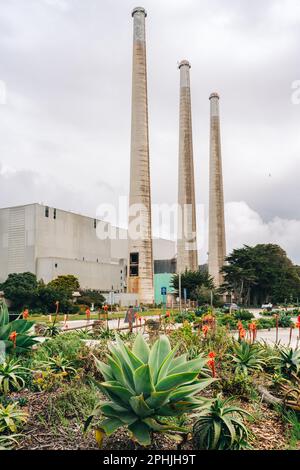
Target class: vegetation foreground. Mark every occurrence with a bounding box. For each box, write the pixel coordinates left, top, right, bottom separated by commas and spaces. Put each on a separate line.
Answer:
0, 302, 299, 451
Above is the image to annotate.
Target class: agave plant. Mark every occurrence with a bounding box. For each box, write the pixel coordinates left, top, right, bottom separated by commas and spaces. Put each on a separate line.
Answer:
0, 301, 37, 354
193, 395, 253, 450
274, 347, 300, 377
37, 353, 77, 376
227, 341, 266, 376
0, 358, 29, 394
0, 403, 28, 433
85, 334, 215, 446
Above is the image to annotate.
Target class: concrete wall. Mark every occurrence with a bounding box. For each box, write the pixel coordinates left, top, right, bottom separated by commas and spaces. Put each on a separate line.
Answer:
36, 257, 124, 291
35, 205, 111, 264
0, 204, 36, 281
0, 204, 175, 294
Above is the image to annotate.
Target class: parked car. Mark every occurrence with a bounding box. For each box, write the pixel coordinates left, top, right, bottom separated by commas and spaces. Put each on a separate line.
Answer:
223, 303, 239, 313
261, 303, 273, 311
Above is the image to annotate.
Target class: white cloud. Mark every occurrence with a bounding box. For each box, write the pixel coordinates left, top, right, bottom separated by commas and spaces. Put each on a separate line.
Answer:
224, 201, 300, 264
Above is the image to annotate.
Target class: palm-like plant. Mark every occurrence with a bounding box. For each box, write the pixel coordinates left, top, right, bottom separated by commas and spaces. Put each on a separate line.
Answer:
0, 403, 28, 433
274, 347, 300, 377
85, 334, 215, 446
0, 358, 28, 394
193, 395, 253, 450
37, 353, 77, 376
227, 341, 266, 376
0, 301, 37, 354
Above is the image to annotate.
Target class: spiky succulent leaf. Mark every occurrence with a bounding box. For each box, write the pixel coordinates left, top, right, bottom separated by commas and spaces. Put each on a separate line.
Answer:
87, 334, 214, 447
128, 420, 151, 446
149, 336, 171, 383
132, 333, 150, 363
156, 372, 199, 391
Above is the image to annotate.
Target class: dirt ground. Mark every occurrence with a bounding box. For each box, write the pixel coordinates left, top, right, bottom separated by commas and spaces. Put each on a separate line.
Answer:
14, 389, 292, 451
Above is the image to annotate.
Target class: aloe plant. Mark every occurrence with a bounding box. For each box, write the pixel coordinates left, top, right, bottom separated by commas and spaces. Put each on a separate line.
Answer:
37, 353, 77, 376
193, 395, 253, 450
0, 301, 37, 354
227, 341, 266, 376
85, 334, 215, 446
0, 358, 28, 394
274, 347, 300, 376
0, 403, 28, 433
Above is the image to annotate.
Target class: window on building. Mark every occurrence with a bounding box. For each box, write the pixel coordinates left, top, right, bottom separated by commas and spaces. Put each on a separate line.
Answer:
55, 263, 58, 268
129, 252, 139, 277
94, 219, 97, 229
53, 208, 57, 220
45, 206, 49, 218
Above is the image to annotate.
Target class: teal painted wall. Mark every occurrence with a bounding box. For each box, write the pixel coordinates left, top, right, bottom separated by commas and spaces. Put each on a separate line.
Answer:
154, 273, 175, 304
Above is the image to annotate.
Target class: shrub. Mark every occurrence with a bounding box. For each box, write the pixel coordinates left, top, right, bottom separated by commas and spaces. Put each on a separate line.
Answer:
255, 318, 276, 329
169, 323, 202, 359
193, 395, 253, 450
32, 370, 67, 392
46, 383, 99, 426
0, 358, 29, 394
32, 331, 88, 368
234, 310, 254, 321
36, 353, 77, 377
227, 341, 266, 376
278, 313, 293, 328
217, 314, 239, 330
221, 372, 255, 399
174, 311, 196, 324
85, 334, 215, 446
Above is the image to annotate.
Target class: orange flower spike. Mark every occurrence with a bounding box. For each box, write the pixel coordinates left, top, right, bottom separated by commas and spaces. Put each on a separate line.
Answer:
202, 325, 209, 337
165, 311, 171, 318
239, 328, 246, 340
207, 352, 217, 377
23, 309, 29, 320
9, 331, 18, 348
237, 321, 243, 330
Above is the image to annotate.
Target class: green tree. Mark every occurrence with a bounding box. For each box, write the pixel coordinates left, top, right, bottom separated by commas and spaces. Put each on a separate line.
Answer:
171, 269, 214, 301
36, 285, 77, 314
47, 275, 80, 295
221, 244, 300, 306
78, 290, 105, 308
0, 272, 38, 310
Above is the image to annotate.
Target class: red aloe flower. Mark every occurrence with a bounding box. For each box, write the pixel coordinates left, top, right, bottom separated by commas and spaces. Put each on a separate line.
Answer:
202, 325, 209, 337
9, 331, 18, 348
207, 351, 217, 377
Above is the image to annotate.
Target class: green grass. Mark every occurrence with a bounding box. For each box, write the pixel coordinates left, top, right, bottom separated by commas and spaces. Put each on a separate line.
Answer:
28, 309, 177, 324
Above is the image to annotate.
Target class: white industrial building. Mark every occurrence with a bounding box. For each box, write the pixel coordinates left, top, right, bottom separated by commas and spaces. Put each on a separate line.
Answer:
0, 204, 175, 294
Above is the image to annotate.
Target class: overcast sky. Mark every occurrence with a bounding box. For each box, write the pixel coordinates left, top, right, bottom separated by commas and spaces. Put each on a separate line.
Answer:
0, 0, 299, 263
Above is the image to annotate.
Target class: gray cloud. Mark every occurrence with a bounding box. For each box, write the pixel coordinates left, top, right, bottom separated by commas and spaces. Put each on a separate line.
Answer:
0, 0, 299, 261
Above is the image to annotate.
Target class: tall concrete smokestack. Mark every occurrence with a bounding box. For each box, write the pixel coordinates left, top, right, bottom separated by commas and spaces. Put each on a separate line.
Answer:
208, 93, 226, 288
127, 7, 154, 304
177, 60, 198, 274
